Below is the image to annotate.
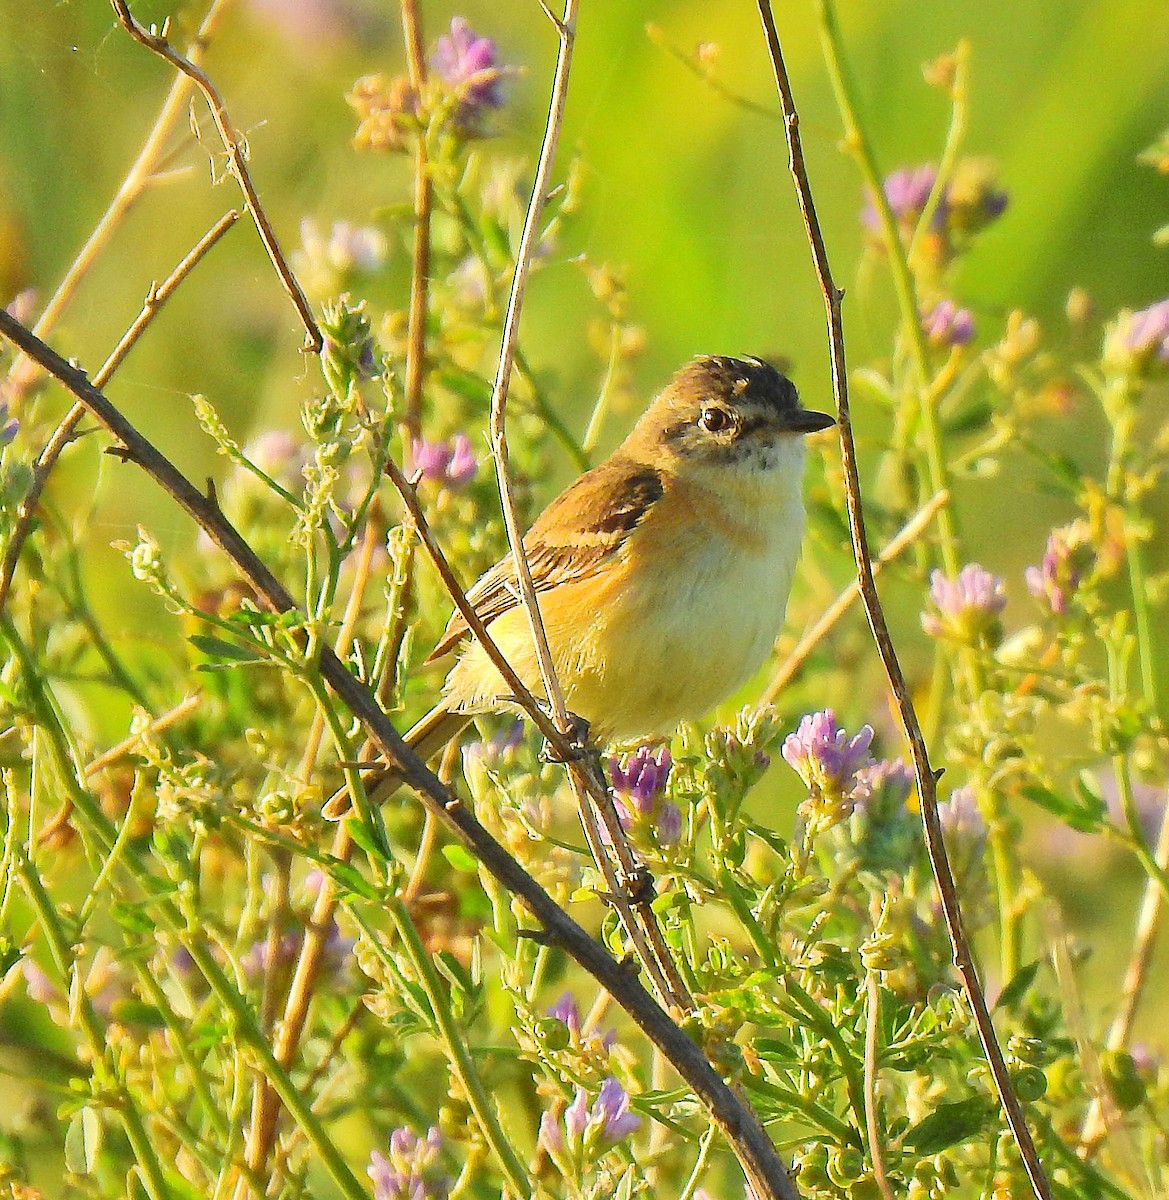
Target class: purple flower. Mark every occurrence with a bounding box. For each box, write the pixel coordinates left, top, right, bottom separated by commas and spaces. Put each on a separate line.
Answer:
1025, 523, 1092, 617
608, 745, 681, 847
782, 709, 875, 823
431, 18, 506, 122
548, 992, 581, 1036
921, 564, 1007, 645
241, 931, 301, 982
854, 759, 915, 810
862, 164, 939, 230
369, 1126, 449, 1200
538, 1077, 641, 1163
0, 401, 18, 445
408, 435, 479, 490
923, 299, 975, 347
609, 745, 671, 812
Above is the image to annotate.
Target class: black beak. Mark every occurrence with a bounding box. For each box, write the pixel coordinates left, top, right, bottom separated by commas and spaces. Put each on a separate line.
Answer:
782, 407, 836, 434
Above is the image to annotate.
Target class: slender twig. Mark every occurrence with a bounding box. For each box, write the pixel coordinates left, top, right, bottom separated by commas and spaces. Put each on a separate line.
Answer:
401, 0, 432, 437
753, 8, 1053, 1200
760, 489, 948, 705
384, 459, 680, 1007
483, 0, 692, 1016
1, 0, 232, 409
0, 210, 239, 616
0, 310, 801, 1200
110, 0, 321, 351
646, 23, 779, 122
35, 691, 203, 845
1081, 792, 1169, 1149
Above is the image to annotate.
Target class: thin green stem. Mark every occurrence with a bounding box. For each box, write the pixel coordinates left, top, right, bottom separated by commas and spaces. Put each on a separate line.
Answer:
739, 1071, 856, 1144
814, 0, 960, 575
377, 899, 531, 1197
17, 852, 174, 1200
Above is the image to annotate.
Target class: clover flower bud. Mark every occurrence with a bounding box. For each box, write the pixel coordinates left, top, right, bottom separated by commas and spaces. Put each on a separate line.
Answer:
608, 745, 681, 847
431, 18, 508, 127
922, 299, 975, 347
1025, 522, 1093, 616
368, 1126, 449, 1200
1103, 298, 1169, 375
349, 74, 419, 154
921, 564, 1007, 646
782, 709, 875, 827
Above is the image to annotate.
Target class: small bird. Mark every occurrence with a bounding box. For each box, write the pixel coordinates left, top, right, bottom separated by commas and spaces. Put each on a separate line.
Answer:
325, 354, 832, 818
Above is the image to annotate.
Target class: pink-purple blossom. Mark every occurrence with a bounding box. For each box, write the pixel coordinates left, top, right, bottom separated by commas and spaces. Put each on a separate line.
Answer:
369, 1126, 449, 1200
863, 164, 939, 230
408, 434, 479, 489
431, 18, 506, 122
923, 299, 975, 347
782, 709, 876, 821
1120, 299, 1169, 360
538, 1077, 641, 1160
608, 745, 681, 846
939, 785, 987, 845
1025, 524, 1091, 616
921, 564, 1007, 644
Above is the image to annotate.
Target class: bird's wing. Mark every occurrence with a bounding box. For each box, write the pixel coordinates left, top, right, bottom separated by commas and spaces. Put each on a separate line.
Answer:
426, 456, 663, 661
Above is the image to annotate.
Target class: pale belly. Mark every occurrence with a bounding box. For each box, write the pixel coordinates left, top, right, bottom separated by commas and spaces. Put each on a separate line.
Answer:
577, 522, 800, 739
445, 501, 803, 742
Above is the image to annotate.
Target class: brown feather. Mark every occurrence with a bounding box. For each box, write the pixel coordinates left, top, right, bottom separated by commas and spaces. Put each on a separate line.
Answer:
426, 456, 663, 661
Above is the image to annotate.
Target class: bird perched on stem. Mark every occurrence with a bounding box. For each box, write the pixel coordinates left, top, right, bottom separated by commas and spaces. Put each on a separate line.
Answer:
325, 354, 833, 818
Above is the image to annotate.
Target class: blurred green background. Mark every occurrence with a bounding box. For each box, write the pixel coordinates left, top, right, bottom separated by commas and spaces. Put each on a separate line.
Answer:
1, 0, 1168, 1036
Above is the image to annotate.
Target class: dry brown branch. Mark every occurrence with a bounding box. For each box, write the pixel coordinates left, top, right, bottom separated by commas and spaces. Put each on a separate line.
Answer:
110, 0, 322, 352
754, 5, 1053, 1198
0, 210, 239, 616
761, 489, 949, 705
0, 306, 801, 1200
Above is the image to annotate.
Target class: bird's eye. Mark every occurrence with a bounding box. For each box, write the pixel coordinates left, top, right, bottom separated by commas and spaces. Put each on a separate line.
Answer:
698, 406, 732, 433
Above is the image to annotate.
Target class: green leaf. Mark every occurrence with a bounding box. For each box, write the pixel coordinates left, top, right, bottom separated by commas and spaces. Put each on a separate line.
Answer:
442, 844, 479, 873
1018, 784, 1101, 832
994, 960, 1042, 1012
64, 1107, 102, 1175
902, 1096, 990, 1154
189, 634, 263, 663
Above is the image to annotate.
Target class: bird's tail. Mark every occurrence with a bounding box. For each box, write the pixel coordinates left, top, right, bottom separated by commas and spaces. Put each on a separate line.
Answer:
321, 702, 472, 821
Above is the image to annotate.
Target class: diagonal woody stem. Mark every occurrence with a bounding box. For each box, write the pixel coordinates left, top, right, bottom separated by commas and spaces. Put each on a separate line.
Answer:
754, 5, 1053, 1199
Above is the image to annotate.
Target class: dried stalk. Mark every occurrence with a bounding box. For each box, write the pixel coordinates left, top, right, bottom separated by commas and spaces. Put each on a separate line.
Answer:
753, 5, 1053, 1198
0, 308, 800, 1200
484, 0, 691, 1015
0, 210, 239, 615
110, 0, 321, 352
2, 0, 233, 409
761, 489, 948, 705
400, 0, 432, 437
